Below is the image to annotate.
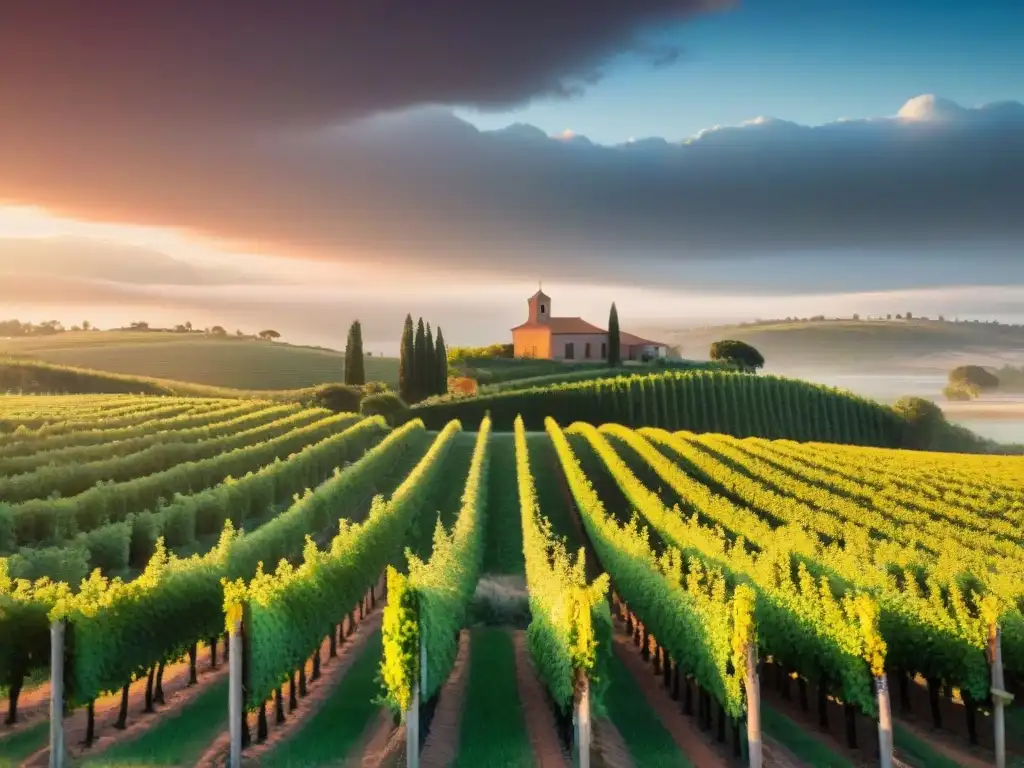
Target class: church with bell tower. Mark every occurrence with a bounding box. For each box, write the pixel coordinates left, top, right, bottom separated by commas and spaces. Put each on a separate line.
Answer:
510, 284, 668, 362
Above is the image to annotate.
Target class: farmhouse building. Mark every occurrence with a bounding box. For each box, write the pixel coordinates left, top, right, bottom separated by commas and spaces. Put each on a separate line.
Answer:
510, 289, 668, 361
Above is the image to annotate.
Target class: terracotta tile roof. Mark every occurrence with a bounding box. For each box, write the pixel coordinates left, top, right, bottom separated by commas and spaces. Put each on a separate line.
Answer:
619, 331, 667, 347
511, 317, 607, 335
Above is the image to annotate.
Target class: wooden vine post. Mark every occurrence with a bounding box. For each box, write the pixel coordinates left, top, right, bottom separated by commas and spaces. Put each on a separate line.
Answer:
406, 623, 426, 768
48, 619, 66, 768
875, 675, 894, 768
990, 624, 1013, 768
745, 641, 762, 768
228, 602, 245, 768
573, 673, 592, 768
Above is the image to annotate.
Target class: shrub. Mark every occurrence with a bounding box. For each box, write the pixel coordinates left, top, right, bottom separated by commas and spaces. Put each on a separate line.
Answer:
307, 383, 364, 413
708, 340, 765, 372
360, 392, 409, 425
448, 376, 478, 396
949, 365, 1000, 391
892, 396, 946, 449
447, 343, 514, 363
943, 382, 979, 401
6, 544, 90, 585
78, 522, 133, 574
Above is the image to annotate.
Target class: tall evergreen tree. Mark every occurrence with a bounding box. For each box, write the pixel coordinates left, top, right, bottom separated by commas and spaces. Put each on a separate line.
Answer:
399, 314, 415, 402
413, 317, 427, 402
424, 322, 435, 395
435, 327, 448, 395
344, 320, 366, 385
607, 302, 621, 367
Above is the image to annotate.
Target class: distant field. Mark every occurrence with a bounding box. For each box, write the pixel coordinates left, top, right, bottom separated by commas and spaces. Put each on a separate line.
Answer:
0, 331, 399, 390
654, 319, 1024, 372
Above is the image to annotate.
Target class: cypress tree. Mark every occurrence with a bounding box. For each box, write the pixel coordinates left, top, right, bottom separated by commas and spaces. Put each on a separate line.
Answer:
344, 320, 365, 385
608, 303, 621, 367
425, 323, 435, 396
414, 317, 427, 402
399, 314, 415, 402
435, 327, 448, 396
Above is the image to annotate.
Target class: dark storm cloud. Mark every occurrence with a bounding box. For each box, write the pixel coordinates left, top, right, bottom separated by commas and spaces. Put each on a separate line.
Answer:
1, 1, 718, 130
0, 0, 1020, 288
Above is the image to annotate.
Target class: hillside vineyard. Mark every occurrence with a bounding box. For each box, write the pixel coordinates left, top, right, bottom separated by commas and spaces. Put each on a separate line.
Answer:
1, 394, 1022, 767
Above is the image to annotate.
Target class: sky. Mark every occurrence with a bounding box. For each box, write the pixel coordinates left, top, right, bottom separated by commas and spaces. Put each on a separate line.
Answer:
0, 1, 1022, 352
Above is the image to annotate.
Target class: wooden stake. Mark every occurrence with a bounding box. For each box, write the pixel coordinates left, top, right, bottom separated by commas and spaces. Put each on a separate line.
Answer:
990, 625, 1014, 768
574, 675, 591, 768
746, 642, 762, 768
48, 620, 65, 768
875, 675, 893, 768
228, 617, 243, 768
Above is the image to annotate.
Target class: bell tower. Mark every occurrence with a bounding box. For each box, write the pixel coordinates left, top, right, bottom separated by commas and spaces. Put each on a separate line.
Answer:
527, 283, 551, 324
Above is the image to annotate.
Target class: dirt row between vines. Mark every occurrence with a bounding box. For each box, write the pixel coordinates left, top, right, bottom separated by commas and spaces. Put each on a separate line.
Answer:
416, 630, 471, 768
510, 629, 571, 768
758, 661, 1000, 768
2, 637, 221, 738
19, 643, 225, 767
198, 586, 385, 768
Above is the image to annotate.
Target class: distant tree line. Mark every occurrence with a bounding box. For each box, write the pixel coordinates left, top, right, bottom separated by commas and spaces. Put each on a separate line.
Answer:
399, 315, 448, 402
0, 319, 75, 336
736, 314, 1023, 328
0, 317, 290, 341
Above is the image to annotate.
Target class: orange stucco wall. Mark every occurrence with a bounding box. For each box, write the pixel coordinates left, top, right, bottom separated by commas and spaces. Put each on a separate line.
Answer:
512, 327, 552, 358
550, 333, 608, 361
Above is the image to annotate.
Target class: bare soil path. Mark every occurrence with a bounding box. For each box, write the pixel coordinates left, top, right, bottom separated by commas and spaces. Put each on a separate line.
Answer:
20, 644, 223, 767
591, 717, 633, 768
195, 582, 385, 768
418, 630, 471, 768
510, 630, 571, 768
611, 633, 728, 768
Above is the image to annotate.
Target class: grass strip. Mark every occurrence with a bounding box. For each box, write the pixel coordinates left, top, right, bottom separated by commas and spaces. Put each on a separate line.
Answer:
82, 677, 229, 767
0, 720, 49, 767
260, 629, 384, 768
481, 436, 524, 575
526, 434, 585, 553
603, 650, 693, 768
892, 723, 967, 768
404, 431, 477, 562
761, 702, 854, 768
453, 628, 533, 768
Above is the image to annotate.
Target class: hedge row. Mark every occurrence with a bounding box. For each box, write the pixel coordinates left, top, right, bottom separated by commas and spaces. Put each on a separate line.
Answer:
514, 415, 611, 716
0, 399, 264, 458
0, 400, 227, 445
548, 417, 756, 718
47, 419, 431, 708
4, 412, 361, 548
0, 408, 329, 503
3, 416, 390, 581
0, 402, 303, 476
412, 371, 903, 447
380, 417, 491, 714
228, 419, 461, 710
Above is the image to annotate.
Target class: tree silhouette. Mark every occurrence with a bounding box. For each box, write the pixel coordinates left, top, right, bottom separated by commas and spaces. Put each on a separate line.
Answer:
434, 327, 448, 395
413, 318, 427, 402
344, 320, 365, 385
607, 303, 621, 366
399, 315, 415, 402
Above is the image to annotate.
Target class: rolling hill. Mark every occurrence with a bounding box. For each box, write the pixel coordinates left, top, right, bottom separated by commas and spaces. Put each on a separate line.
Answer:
0, 331, 399, 390
651, 318, 1024, 373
